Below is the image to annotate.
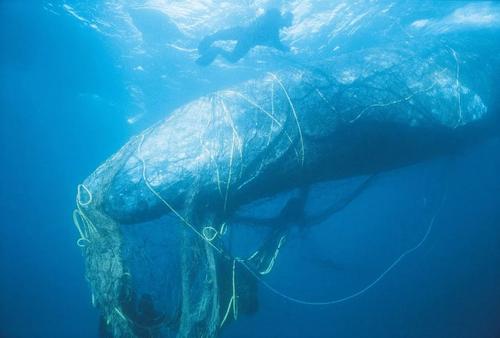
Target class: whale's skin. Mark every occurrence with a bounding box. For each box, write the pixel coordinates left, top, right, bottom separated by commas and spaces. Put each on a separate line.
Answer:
83, 41, 498, 225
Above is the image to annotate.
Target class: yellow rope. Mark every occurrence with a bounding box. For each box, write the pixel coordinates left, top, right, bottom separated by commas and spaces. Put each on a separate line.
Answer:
73, 183, 99, 247
259, 235, 286, 275
224, 132, 236, 212
72, 210, 90, 247
269, 73, 305, 166
137, 134, 224, 256
228, 90, 301, 162
123, 114, 445, 325
77, 183, 92, 206
348, 68, 447, 123
220, 259, 238, 328
202, 226, 219, 241
232, 259, 238, 320
449, 47, 463, 127
114, 307, 127, 322
219, 222, 228, 235
76, 123, 444, 333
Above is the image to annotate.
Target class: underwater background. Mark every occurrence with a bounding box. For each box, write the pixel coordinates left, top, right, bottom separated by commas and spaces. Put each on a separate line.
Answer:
1, 1, 500, 337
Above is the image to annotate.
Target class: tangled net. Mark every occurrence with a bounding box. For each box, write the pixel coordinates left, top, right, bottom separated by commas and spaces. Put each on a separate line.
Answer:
73, 45, 476, 337
73, 148, 443, 338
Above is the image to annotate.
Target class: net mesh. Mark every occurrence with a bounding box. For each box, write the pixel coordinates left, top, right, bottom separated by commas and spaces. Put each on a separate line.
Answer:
73, 46, 485, 337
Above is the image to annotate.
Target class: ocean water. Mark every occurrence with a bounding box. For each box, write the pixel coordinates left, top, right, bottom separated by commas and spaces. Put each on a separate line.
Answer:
1, 1, 499, 338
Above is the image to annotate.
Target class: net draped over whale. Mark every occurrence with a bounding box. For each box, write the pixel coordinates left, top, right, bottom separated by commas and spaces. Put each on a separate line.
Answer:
72, 7, 500, 338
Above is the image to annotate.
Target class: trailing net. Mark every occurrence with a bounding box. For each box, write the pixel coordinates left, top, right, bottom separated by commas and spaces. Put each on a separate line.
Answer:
73, 59, 456, 337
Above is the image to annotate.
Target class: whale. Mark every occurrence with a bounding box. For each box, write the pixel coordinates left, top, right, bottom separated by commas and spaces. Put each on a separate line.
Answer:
75, 30, 500, 338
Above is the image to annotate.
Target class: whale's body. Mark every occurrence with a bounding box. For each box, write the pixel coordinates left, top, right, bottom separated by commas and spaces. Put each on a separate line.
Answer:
85, 43, 498, 225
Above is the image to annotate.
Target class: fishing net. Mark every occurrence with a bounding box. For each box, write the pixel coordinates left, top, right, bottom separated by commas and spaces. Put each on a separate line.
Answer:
72, 69, 315, 338
73, 44, 488, 337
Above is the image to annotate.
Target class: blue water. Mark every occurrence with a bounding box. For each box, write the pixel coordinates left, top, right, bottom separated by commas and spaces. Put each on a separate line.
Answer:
1, 1, 499, 338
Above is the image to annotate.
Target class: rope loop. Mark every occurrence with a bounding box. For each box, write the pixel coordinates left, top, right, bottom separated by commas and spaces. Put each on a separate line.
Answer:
202, 226, 218, 242
77, 184, 93, 206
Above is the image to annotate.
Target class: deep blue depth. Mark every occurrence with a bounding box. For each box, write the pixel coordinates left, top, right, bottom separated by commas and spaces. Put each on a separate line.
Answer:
1, 2, 499, 338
